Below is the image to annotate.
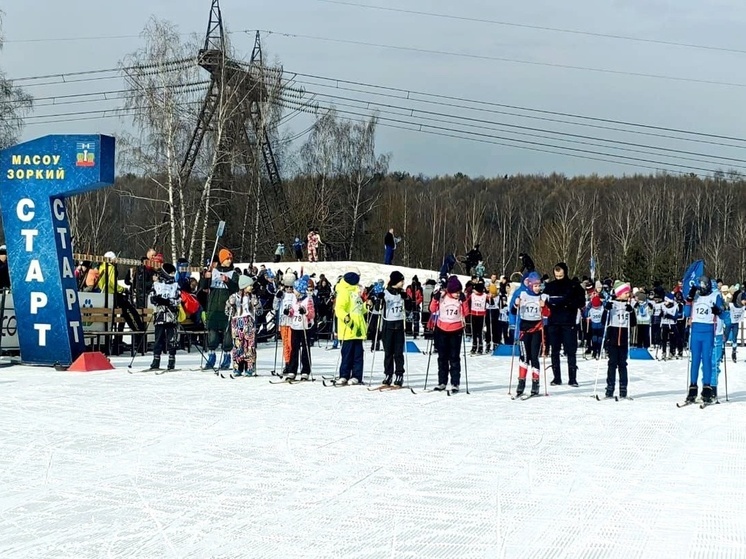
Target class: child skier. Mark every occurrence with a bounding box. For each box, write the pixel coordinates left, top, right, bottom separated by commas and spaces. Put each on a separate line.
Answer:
378, 270, 408, 386
586, 295, 605, 359
729, 293, 744, 362
601, 281, 636, 399
660, 293, 681, 360
512, 272, 547, 397
274, 272, 297, 375
285, 275, 315, 381
225, 275, 263, 376
711, 295, 728, 401
685, 276, 722, 404
335, 269, 367, 385
429, 275, 470, 392
469, 281, 487, 354
149, 263, 181, 371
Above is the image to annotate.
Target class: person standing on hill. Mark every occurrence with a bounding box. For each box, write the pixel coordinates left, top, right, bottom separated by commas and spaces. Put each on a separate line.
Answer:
384, 228, 400, 265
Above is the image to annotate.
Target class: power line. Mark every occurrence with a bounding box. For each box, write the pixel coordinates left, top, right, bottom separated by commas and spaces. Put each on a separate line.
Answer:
258, 29, 746, 89
316, 0, 746, 56
291, 75, 746, 151
287, 85, 746, 169
3, 29, 244, 45
11, 57, 195, 86
278, 97, 725, 176
286, 70, 746, 144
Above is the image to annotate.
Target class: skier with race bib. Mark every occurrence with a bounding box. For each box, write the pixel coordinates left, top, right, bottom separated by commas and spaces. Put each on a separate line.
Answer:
377, 270, 409, 387
685, 276, 722, 404
513, 272, 547, 397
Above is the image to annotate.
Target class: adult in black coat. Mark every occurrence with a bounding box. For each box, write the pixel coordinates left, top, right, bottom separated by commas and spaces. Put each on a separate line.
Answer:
543, 262, 586, 386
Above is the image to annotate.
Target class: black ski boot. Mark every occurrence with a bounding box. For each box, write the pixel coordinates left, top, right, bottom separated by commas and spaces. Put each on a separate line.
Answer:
167, 355, 176, 370
531, 380, 540, 396
686, 383, 698, 403
619, 387, 628, 399
149, 356, 161, 370
712, 385, 718, 402
394, 374, 403, 387
732, 349, 737, 364
516, 378, 526, 397
382, 373, 393, 386
605, 385, 614, 399
701, 385, 714, 404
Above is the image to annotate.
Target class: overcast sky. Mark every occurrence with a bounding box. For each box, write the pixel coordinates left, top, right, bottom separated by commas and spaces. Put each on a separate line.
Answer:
3, 0, 746, 178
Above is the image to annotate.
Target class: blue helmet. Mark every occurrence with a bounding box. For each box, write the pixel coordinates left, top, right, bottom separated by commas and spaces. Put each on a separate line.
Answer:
698, 275, 712, 296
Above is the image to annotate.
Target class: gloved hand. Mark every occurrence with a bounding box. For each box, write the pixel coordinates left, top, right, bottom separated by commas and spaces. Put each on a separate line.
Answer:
688, 286, 698, 300
712, 305, 722, 316
459, 293, 466, 303
625, 304, 634, 313
299, 307, 307, 315
275, 290, 284, 300
344, 314, 351, 324
283, 308, 290, 316
604, 301, 613, 310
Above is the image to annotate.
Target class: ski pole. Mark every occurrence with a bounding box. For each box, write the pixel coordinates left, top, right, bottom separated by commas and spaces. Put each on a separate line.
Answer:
462, 320, 470, 394
302, 312, 314, 381
592, 308, 612, 400
423, 314, 438, 390
507, 314, 521, 396
271, 309, 280, 375
402, 312, 411, 390
367, 304, 382, 386
541, 327, 548, 396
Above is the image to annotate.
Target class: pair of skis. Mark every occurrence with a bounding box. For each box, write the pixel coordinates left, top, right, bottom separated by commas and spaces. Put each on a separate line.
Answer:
595, 395, 634, 401
677, 399, 719, 409
128, 367, 180, 375
270, 377, 315, 385
511, 393, 541, 401
368, 384, 417, 394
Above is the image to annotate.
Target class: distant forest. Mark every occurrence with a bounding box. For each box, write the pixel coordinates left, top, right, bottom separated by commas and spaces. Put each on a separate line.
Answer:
19, 167, 744, 289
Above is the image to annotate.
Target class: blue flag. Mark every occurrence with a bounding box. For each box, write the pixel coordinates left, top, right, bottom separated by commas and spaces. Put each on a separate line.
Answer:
682, 260, 705, 291
682, 260, 704, 319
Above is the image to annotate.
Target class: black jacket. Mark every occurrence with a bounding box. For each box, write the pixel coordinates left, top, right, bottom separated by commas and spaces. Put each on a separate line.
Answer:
544, 276, 585, 326
384, 232, 395, 248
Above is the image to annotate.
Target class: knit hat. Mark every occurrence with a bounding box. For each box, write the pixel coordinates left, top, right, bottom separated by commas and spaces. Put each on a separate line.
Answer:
238, 275, 254, 290
474, 282, 485, 293
153, 253, 164, 264
446, 275, 462, 293
343, 272, 360, 286
389, 270, 405, 285
294, 274, 310, 294
591, 296, 601, 308
104, 251, 117, 260
283, 272, 297, 287
614, 281, 631, 298
665, 292, 675, 301
177, 258, 189, 270
526, 272, 542, 287
218, 249, 233, 263
162, 263, 176, 275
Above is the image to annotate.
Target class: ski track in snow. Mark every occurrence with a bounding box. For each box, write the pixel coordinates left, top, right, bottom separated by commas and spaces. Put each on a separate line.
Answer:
0, 265, 745, 558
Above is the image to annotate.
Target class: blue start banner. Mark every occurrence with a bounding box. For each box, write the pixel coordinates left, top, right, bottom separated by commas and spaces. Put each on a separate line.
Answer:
0, 135, 115, 366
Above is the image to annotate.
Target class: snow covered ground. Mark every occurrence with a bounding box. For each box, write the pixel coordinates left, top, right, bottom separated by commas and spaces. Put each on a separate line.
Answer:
1, 261, 745, 558
1, 342, 746, 558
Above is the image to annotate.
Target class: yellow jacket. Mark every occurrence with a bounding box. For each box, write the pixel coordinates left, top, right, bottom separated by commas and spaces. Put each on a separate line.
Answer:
334, 279, 367, 340
96, 262, 124, 294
